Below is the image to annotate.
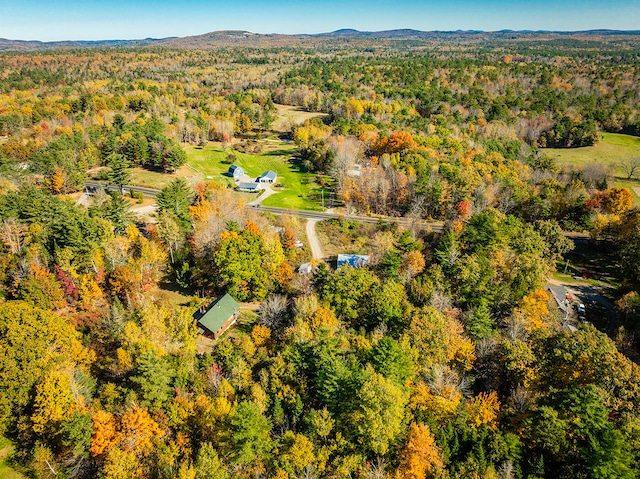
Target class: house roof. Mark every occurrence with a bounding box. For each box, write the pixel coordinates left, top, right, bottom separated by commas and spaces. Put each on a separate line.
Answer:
195, 293, 240, 334
337, 254, 370, 268
229, 164, 243, 173
298, 262, 313, 274
546, 285, 568, 312
238, 182, 261, 191
260, 170, 277, 181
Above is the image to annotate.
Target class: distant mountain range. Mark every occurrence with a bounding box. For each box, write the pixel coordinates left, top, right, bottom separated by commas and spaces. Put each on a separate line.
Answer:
0, 37, 169, 51
2, 28, 640, 51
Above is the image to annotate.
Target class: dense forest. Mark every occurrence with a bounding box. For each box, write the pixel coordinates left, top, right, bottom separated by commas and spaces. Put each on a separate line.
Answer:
1, 32, 640, 479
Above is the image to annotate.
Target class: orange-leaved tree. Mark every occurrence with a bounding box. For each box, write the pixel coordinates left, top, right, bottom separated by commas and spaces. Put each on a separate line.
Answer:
396, 422, 444, 479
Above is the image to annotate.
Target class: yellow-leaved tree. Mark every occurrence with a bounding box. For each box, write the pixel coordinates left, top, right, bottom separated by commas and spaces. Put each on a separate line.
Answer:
511, 288, 555, 333
466, 391, 500, 430
31, 371, 76, 435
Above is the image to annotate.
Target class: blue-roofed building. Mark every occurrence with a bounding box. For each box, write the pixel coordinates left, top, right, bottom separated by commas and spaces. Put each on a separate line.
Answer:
337, 254, 370, 269
228, 164, 244, 180
258, 170, 278, 183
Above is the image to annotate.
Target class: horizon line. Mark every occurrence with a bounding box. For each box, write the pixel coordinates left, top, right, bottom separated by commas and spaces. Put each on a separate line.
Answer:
3, 27, 640, 44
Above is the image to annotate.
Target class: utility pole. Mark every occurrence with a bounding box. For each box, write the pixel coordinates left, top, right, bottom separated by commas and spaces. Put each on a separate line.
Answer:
321, 188, 325, 211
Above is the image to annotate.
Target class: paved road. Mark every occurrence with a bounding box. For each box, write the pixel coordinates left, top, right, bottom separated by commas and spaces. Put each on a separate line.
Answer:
84, 181, 590, 238
252, 205, 446, 231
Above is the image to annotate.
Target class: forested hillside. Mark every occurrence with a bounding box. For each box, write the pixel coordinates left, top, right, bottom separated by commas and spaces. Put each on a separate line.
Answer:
0, 32, 640, 479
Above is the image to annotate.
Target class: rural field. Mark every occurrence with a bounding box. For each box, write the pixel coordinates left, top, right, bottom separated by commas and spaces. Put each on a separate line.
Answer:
185, 141, 328, 211
272, 104, 329, 132
129, 165, 198, 189
546, 132, 640, 202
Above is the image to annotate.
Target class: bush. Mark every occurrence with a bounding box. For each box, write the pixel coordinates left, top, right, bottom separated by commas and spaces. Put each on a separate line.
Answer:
129, 189, 144, 203
222, 153, 236, 165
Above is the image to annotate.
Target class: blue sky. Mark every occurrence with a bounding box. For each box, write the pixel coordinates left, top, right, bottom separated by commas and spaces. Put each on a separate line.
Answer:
1, 0, 639, 41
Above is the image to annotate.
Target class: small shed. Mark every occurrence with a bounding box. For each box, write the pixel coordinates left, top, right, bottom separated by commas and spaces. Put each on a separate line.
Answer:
337, 254, 370, 269
194, 293, 240, 340
298, 263, 313, 274
258, 170, 278, 183
238, 182, 262, 192
228, 165, 244, 180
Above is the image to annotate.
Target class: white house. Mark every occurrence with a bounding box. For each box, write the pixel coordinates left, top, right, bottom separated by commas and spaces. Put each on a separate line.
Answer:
238, 182, 263, 192
258, 170, 278, 183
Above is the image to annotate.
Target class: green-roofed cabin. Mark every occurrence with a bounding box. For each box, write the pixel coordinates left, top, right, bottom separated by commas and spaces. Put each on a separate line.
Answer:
194, 293, 240, 340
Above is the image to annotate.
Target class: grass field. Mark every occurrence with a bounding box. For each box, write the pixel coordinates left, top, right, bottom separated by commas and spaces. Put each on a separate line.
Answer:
272, 104, 329, 133
89, 165, 198, 191
128, 165, 199, 190
185, 141, 327, 211
546, 132, 640, 171
0, 438, 26, 479
545, 132, 640, 203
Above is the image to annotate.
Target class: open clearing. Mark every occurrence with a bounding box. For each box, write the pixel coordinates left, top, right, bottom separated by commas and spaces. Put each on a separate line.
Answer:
129, 165, 198, 190
546, 132, 640, 170
546, 132, 640, 203
272, 104, 329, 133
89, 165, 198, 191
185, 141, 326, 211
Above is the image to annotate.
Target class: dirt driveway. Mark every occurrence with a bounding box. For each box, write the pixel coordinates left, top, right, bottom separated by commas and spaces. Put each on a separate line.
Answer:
305, 219, 325, 260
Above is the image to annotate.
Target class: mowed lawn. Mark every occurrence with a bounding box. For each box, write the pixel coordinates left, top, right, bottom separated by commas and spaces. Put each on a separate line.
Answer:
185, 141, 326, 211
545, 132, 640, 203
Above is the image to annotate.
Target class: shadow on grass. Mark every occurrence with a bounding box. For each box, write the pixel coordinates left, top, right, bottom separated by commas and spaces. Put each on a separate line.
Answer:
564, 239, 621, 285
234, 311, 258, 336
262, 148, 297, 157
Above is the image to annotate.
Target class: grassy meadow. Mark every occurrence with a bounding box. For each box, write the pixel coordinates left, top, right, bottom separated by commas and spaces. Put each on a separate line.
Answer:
128, 165, 198, 190
185, 141, 327, 211
545, 132, 640, 170
545, 132, 640, 203
272, 104, 329, 132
